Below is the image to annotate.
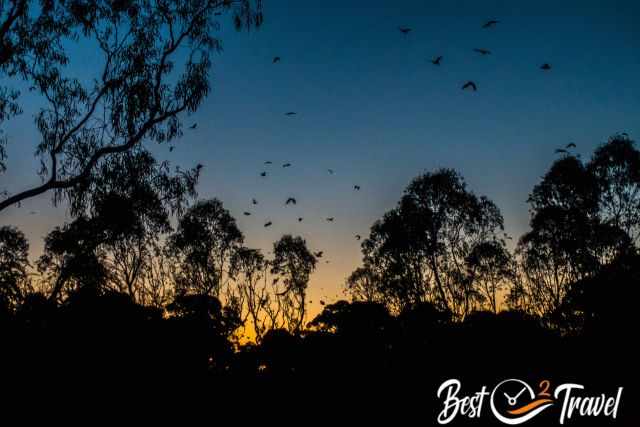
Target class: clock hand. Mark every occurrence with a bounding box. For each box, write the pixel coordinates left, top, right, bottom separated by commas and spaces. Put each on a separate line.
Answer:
504, 392, 517, 406
514, 387, 527, 400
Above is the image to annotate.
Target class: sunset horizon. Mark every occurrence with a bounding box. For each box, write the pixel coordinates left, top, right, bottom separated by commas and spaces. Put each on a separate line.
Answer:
0, 1, 638, 424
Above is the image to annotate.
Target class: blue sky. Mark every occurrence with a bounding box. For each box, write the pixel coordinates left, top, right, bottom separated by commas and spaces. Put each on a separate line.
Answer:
1, 0, 639, 312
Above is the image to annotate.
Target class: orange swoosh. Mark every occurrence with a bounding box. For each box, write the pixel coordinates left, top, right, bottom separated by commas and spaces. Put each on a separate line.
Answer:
507, 399, 553, 415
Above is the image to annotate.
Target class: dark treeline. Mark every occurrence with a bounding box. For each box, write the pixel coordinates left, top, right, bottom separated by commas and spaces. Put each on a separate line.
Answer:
1, 135, 639, 423
0, 1, 637, 422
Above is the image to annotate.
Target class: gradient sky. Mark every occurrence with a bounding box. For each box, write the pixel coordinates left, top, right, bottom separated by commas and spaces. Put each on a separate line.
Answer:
1, 0, 639, 316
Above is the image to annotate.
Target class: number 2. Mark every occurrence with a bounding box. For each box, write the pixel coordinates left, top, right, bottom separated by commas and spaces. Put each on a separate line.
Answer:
538, 380, 551, 397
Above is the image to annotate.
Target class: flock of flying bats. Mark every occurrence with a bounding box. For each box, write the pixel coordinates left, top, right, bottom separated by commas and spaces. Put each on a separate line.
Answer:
162, 19, 590, 269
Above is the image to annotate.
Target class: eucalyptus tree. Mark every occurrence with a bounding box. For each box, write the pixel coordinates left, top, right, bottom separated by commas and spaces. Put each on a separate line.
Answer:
0, 225, 31, 310
352, 169, 508, 318
0, 0, 263, 212
229, 247, 269, 339
168, 198, 243, 298
511, 135, 638, 320
270, 235, 317, 334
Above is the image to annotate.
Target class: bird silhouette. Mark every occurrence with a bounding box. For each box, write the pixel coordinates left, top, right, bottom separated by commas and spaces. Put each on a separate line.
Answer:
264, 221, 272, 227
473, 48, 491, 55
327, 169, 334, 175
189, 123, 197, 129
555, 148, 569, 154
462, 81, 477, 91
169, 146, 175, 152
326, 217, 334, 222
354, 185, 361, 191
398, 27, 412, 35
314, 251, 323, 258
355, 234, 361, 240
298, 217, 303, 222
243, 212, 251, 216
540, 63, 552, 70
252, 198, 258, 205
285, 112, 296, 116
285, 197, 297, 205
264, 161, 272, 165
282, 163, 291, 168
431, 56, 443, 65
482, 20, 499, 28
260, 171, 267, 177
273, 56, 281, 63
566, 142, 577, 149
320, 300, 325, 305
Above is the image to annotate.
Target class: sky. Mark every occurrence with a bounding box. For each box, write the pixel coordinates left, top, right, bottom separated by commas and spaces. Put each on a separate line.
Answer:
1, 0, 639, 316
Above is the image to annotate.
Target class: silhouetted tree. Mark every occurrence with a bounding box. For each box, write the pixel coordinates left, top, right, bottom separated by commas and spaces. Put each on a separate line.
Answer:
37, 152, 196, 302
230, 247, 270, 340
87, 151, 191, 302
0, 0, 73, 173
309, 300, 396, 339
510, 135, 637, 323
588, 134, 640, 245
346, 265, 383, 304
38, 215, 109, 301
142, 243, 175, 309
354, 169, 507, 318
0, 0, 262, 212
168, 198, 243, 297
465, 240, 514, 313
167, 293, 241, 372
561, 249, 639, 338
269, 235, 316, 334
0, 225, 31, 310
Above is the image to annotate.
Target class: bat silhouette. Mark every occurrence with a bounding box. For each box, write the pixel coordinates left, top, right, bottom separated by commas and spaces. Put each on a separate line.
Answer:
482, 20, 499, 28
473, 48, 491, 55
462, 81, 477, 91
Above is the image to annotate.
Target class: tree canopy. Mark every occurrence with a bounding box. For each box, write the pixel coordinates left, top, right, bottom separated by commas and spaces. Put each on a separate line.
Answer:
0, 0, 262, 212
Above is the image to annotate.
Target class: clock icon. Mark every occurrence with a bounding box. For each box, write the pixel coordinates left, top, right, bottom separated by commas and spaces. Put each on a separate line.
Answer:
503, 386, 527, 406
490, 379, 554, 425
